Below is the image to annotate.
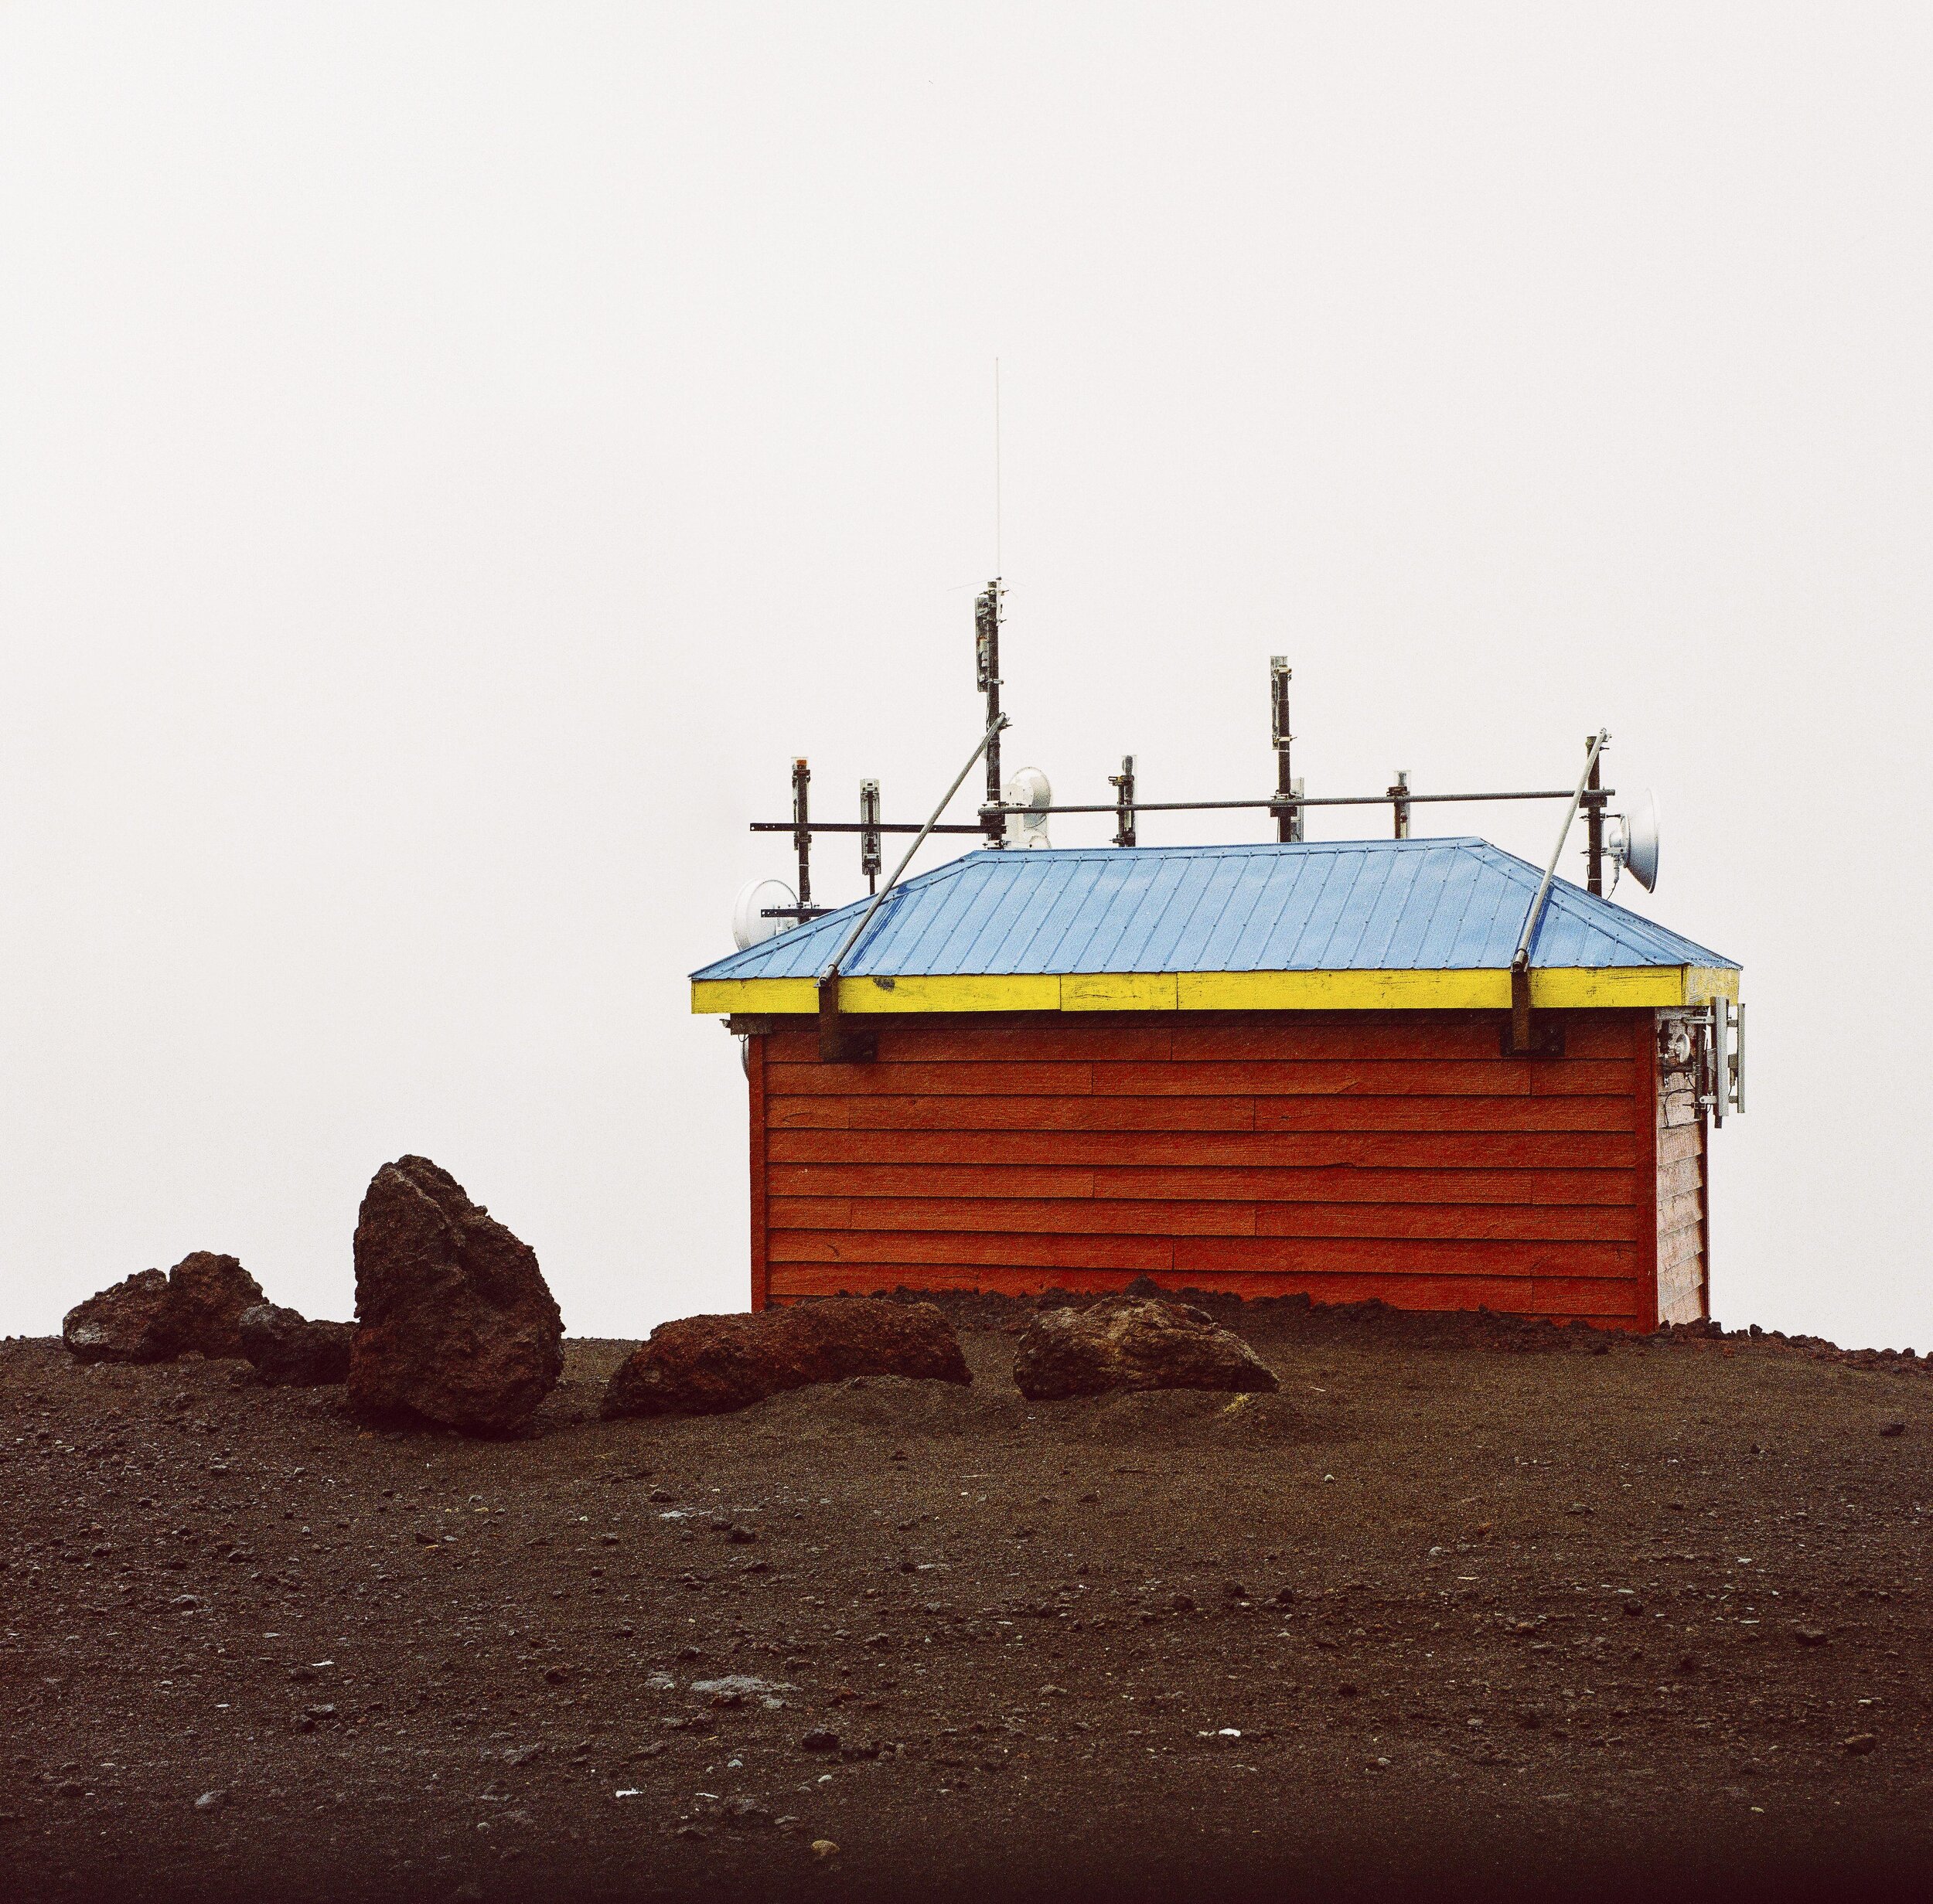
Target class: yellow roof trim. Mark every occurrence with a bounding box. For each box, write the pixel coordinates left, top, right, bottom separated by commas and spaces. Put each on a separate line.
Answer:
693, 966, 1740, 1017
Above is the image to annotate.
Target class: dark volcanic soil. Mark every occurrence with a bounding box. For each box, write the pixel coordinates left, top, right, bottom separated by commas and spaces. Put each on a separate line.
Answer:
2, 1304, 1931, 1904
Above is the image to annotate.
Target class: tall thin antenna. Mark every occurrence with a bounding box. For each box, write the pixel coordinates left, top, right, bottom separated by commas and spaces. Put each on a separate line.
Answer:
993, 358, 1003, 577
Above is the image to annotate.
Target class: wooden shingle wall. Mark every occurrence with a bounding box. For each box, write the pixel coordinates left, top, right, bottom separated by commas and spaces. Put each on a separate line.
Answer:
748, 1008, 1659, 1330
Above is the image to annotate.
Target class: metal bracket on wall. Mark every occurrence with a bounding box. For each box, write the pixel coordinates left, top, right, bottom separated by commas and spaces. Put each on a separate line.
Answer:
817, 976, 876, 1064
1500, 962, 1565, 1058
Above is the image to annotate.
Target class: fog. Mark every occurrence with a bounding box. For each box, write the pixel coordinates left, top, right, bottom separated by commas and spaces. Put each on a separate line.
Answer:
3, 5, 1927, 1348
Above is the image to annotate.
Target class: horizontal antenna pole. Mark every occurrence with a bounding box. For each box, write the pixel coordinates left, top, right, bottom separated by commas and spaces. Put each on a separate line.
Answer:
752, 821, 987, 835
1017, 789, 1589, 816
752, 786, 1592, 833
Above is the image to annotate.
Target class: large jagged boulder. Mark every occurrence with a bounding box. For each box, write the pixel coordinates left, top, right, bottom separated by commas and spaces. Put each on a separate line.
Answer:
602, 1298, 970, 1419
1012, 1294, 1280, 1400
347, 1156, 562, 1434
61, 1252, 266, 1364
63, 1269, 179, 1364
162, 1252, 265, 1358
237, 1302, 355, 1386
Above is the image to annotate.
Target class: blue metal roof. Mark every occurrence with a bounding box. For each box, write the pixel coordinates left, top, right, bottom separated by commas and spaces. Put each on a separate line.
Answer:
694, 840, 1737, 983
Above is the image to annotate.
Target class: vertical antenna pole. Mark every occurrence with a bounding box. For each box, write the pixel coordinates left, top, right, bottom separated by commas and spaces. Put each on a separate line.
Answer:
994, 357, 1002, 579
1584, 737, 1605, 896
1270, 658, 1301, 842
975, 581, 1004, 844
791, 757, 814, 913
1390, 769, 1411, 840
859, 778, 882, 894
1110, 754, 1137, 848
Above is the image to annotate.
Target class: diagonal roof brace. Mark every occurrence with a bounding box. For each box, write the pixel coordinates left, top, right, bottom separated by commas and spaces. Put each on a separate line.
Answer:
1508, 729, 1608, 1055
816, 714, 1010, 1061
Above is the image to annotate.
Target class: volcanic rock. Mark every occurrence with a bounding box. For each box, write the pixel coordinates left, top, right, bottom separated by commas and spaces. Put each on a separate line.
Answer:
601, 1298, 970, 1419
62, 1269, 178, 1364
61, 1252, 265, 1364
163, 1253, 266, 1358
1011, 1295, 1280, 1400
346, 1155, 563, 1435
237, 1302, 354, 1386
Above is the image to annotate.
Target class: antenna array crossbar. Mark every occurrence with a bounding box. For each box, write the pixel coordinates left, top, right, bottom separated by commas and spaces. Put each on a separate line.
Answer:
753, 578, 1618, 922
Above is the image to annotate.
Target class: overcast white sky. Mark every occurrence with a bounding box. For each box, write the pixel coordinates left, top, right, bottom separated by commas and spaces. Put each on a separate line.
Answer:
2, 4, 1928, 1348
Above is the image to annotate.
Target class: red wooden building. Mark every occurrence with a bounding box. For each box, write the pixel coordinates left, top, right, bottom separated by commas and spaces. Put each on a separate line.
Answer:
693, 840, 1742, 1332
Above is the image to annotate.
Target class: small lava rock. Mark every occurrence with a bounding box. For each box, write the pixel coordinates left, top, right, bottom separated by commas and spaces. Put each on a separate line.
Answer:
165, 1253, 266, 1358
237, 1302, 354, 1386
602, 1298, 970, 1419
62, 1269, 177, 1364
1011, 1295, 1280, 1400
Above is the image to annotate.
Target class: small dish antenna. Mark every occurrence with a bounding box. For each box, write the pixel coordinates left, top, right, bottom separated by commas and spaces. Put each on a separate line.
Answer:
1003, 768, 1052, 849
1604, 790, 1660, 894
732, 877, 798, 950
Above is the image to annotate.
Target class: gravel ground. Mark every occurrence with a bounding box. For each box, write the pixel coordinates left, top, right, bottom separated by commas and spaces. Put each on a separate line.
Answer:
2, 1304, 1930, 1903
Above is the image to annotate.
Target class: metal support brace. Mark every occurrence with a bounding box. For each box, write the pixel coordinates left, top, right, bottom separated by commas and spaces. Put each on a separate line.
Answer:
1503, 730, 1607, 1058
817, 714, 1011, 1062
1389, 769, 1411, 840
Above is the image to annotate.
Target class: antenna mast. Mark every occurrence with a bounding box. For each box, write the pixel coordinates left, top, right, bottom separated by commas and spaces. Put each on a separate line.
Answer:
1270, 659, 1303, 843
975, 581, 1004, 844
994, 356, 1002, 577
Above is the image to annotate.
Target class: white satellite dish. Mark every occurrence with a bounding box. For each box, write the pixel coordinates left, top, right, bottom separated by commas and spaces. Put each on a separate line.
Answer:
1605, 790, 1660, 895
1003, 768, 1052, 849
732, 877, 797, 950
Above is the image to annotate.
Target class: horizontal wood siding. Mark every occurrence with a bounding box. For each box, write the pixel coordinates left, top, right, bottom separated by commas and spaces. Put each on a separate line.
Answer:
752, 1010, 1654, 1329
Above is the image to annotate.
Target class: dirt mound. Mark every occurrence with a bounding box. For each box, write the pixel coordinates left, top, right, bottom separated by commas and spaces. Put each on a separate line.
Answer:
874, 1279, 1933, 1377
603, 1297, 970, 1418
346, 1154, 563, 1435
1013, 1293, 1280, 1400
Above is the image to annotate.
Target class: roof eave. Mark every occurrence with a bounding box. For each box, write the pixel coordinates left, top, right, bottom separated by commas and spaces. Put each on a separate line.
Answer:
694, 964, 1740, 1017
